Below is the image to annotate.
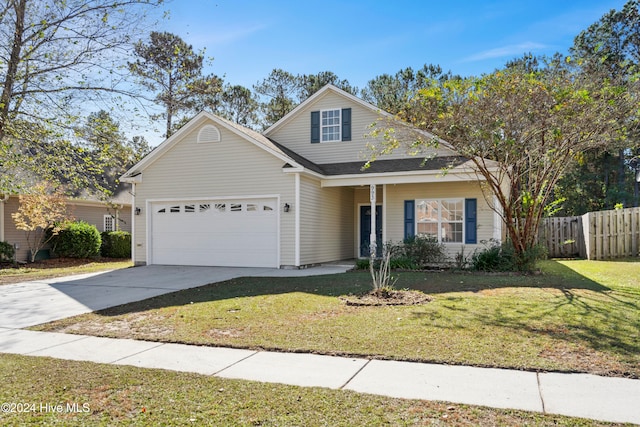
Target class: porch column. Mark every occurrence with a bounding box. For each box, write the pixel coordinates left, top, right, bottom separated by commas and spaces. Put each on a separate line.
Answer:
369, 184, 376, 258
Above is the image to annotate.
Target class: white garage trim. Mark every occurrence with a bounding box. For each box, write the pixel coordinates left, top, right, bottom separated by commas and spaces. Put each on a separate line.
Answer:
146, 195, 280, 268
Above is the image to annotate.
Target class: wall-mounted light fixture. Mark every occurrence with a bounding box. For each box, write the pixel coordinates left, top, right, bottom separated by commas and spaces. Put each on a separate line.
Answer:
135, 207, 141, 215
283, 203, 290, 213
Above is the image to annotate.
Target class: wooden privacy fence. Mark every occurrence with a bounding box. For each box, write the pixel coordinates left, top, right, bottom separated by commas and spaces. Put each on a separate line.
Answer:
539, 207, 640, 260
539, 216, 584, 258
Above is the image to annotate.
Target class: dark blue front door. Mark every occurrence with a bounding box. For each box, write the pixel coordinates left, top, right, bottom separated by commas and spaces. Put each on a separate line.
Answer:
360, 205, 382, 257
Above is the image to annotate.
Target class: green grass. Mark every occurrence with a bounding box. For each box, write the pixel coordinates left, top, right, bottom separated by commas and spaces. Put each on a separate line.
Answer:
0, 259, 132, 285
34, 259, 640, 378
0, 354, 621, 426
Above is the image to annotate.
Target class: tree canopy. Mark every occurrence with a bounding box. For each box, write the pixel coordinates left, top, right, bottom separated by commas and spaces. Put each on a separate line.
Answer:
128, 31, 222, 138
368, 58, 638, 265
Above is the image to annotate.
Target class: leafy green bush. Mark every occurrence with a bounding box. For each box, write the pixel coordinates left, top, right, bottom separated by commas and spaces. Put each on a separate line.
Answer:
0, 241, 14, 262
101, 231, 131, 258
52, 221, 101, 258
471, 239, 546, 272
401, 235, 447, 267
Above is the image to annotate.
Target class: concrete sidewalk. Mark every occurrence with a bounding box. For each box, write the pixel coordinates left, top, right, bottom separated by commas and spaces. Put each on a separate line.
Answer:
1, 328, 639, 425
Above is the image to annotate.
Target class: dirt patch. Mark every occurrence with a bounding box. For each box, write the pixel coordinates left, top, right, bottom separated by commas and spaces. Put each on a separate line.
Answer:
539, 341, 634, 377
341, 289, 433, 306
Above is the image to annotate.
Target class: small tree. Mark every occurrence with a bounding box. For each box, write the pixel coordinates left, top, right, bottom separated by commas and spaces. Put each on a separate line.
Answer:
11, 184, 73, 262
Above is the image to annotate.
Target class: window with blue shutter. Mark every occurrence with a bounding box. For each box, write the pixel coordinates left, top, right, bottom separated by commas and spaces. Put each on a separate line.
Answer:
341, 108, 351, 141
404, 200, 415, 239
310, 111, 320, 143
310, 108, 352, 143
465, 198, 477, 244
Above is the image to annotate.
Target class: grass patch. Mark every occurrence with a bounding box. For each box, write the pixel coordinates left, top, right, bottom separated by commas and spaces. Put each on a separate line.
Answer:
0, 258, 132, 285
0, 354, 619, 426
34, 260, 640, 378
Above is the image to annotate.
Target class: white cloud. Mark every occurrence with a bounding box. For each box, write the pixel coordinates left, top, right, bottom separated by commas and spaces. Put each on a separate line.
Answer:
463, 42, 547, 62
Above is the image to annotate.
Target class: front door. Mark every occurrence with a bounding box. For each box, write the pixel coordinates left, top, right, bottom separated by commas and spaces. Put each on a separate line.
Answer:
360, 205, 382, 257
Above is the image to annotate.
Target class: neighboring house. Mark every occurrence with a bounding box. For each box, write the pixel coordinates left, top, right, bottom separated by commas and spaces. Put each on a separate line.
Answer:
121, 84, 504, 268
0, 192, 131, 262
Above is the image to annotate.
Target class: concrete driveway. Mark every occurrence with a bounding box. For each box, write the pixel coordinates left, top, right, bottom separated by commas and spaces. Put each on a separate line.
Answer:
0, 264, 352, 329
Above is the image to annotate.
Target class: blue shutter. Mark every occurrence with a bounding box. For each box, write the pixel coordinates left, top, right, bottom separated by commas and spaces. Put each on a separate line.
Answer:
465, 198, 477, 244
311, 111, 320, 143
404, 200, 415, 239
341, 108, 351, 141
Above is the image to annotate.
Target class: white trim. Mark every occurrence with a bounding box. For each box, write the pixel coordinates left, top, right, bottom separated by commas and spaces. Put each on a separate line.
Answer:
146, 195, 280, 268
294, 173, 300, 266
321, 170, 490, 187
382, 184, 387, 244
493, 195, 503, 242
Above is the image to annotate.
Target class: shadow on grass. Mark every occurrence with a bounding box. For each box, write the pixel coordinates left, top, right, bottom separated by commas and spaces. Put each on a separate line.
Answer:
96, 260, 609, 317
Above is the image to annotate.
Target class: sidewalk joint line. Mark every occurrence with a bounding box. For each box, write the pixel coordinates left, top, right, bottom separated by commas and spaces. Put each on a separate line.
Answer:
212, 350, 260, 376
536, 372, 546, 414
339, 358, 372, 390
109, 341, 166, 364
23, 334, 90, 355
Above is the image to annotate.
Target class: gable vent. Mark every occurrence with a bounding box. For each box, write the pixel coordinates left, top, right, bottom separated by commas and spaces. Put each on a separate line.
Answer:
197, 124, 221, 143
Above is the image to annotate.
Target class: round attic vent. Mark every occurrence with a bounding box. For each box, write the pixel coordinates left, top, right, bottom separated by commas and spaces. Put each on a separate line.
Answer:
197, 124, 221, 143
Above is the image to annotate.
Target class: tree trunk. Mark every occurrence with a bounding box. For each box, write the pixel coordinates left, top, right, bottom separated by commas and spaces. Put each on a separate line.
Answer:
0, 0, 26, 141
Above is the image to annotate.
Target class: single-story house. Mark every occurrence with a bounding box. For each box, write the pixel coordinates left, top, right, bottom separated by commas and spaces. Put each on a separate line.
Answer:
121, 84, 504, 268
0, 192, 131, 262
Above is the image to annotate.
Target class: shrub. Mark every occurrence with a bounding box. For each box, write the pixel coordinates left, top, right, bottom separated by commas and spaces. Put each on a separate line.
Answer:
0, 241, 14, 262
401, 235, 447, 267
52, 221, 101, 258
101, 231, 131, 258
471, 239, 546, 272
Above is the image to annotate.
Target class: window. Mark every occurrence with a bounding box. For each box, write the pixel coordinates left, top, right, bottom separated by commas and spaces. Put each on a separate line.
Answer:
416, 199, 464, 243
184, 204, 195, 213
310, 108, 351, 143
170, 205, 181, 213
104, 215, 115, 232
321, 109, 341, 142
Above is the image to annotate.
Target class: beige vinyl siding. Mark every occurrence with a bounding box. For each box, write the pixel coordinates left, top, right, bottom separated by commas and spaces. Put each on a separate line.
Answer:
266, 90, 453, 165
72, 204, 132, 233
384, 181, 495, 259
133, 120, 295, 266
299, 176, 354, 265
2, 197, 131, 262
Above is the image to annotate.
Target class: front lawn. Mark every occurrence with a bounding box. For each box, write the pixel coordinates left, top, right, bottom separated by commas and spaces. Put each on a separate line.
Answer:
0, 354, 618, 426
34, 259, 640, 378
0, 258, 133, 285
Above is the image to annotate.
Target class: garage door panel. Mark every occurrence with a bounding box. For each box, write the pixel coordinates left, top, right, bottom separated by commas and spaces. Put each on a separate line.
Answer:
150, 198, 278, 268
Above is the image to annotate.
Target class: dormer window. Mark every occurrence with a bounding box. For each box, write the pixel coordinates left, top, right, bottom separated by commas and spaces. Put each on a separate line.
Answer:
321, 109, 341, 142
310, 108, 351, 143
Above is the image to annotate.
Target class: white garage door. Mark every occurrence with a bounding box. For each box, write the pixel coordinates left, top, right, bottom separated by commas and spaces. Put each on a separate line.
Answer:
150, 198, 278, 267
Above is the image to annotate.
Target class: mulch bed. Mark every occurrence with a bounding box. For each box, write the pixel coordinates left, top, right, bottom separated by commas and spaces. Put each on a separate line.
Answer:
341, 289, 433, 306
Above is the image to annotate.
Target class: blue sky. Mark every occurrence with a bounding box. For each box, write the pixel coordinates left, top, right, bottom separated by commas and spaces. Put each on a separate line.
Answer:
158, 0, 628, 90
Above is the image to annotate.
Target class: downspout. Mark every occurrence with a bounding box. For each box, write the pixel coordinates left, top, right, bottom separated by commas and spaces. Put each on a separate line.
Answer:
295, 173, 300, 267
